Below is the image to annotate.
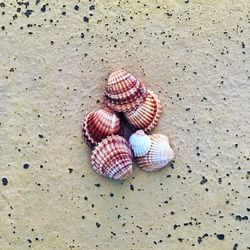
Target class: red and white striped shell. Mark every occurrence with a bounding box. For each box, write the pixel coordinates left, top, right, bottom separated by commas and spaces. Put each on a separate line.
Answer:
91, 135, 133, 179
137, 134, 174, 171
104, 69, 147, 112
82, 107, 121, 146
124, 90, 161, 132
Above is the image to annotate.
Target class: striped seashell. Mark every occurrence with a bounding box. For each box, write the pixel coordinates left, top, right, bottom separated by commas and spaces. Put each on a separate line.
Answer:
124, 90, 161, 132
91, 135, 133, 179
129, 130, 151, 157
82, 107, 121, 146
137, 134, 174, 171
104, 69, 147, 112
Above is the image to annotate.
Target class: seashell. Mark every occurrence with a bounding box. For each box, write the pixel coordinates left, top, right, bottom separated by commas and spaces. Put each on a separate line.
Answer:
104, 69, 147, 112
82, 107, 121, 146
124, 90, 161, 132
91, 135, 133, 179
137, 134, 174, 171
129, 130, 151, 157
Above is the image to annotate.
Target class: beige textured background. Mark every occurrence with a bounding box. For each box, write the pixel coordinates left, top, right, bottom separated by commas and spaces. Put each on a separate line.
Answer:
0, 0, 249, 249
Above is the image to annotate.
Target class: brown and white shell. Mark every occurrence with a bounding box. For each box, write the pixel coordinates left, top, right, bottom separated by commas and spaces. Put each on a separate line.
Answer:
137, 134, 174, 171
124, 90, 161, 132
91, 135, 133, 179
104, 69, 147, 112
82, 107, 121, 146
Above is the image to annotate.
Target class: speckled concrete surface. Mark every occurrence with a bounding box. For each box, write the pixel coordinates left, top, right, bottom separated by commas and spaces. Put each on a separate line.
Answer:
0, 1, 249, 249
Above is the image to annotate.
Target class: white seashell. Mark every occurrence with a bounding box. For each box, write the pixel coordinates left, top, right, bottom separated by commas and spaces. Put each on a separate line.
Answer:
137, 134, 174, 171
129, 130, 151, 157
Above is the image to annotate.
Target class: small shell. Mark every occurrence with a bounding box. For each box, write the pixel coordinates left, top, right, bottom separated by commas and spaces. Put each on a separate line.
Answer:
82, 107, 121, 146
129, 130, 151, 157
124, 90, 161, 132
91, 135, 133, 179
137, 134, 174, 171
104, 70, 147, 112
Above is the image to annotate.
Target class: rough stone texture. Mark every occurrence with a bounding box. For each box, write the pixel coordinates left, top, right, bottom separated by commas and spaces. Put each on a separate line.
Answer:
0, 1, 249, 249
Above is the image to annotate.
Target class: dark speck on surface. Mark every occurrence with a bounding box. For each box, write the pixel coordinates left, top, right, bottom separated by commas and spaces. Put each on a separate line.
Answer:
2, 177, 8, 186
217, 234, 225, 240
23, 163, 30, 169
130, 184, 134, 191
83, 16, 89, 23
38, 134, 44, 138
235, 214, 248, 221
40, 5, 46, 12
24, 9, 33, 17
233, 243, 238, 250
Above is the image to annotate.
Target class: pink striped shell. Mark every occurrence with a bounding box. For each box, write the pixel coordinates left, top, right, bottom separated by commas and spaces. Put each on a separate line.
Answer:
137, 134, 174, 171
91, 135, 133, 179
82, 107, 121, 146
104, 70, 147, 112
124, 90, 161, 132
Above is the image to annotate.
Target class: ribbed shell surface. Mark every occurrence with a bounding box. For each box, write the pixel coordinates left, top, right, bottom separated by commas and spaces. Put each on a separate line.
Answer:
104, 70, 147, 112
129, 130, 152, 157
124, 90, 161, 132
91, 135, 133, 179
82, 107, 121, 146
137, 134, 174, 171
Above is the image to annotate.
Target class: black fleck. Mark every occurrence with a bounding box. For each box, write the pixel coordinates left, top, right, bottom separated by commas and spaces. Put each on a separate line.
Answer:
83, 16, 89, 23
217, 234, 225, 240
23, 163, 30, 169
24, 10, 33, 17
41, 5, 46, 12
2, 177, 8, 186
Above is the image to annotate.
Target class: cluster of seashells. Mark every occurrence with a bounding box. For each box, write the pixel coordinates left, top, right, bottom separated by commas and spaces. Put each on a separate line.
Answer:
82, 70, 174, 180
